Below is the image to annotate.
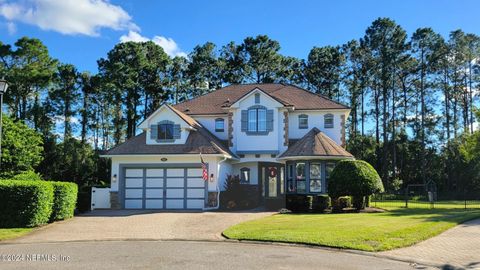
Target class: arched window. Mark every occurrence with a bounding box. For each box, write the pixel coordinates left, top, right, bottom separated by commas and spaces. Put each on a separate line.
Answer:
240, 167, 250, 183
215, 118, 225, 132
324, 114, 334, 128
298, 114, 308, 129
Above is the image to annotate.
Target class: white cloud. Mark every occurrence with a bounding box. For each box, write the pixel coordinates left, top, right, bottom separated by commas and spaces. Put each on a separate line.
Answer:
6, 21, 15, 34
0, 0, 138, 36
120, 30, 187, 57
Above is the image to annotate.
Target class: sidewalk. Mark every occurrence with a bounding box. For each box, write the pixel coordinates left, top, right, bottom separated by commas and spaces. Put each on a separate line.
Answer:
380, 218, 480, 269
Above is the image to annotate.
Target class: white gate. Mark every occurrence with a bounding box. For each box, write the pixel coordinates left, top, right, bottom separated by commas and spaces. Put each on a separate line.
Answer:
91, 187, 111, 210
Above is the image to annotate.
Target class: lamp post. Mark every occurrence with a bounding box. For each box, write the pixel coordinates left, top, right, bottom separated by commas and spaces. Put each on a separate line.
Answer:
0, 78, 9, 170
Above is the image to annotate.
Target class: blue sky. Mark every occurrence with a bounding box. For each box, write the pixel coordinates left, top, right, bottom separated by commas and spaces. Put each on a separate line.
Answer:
1, 0, 480, 73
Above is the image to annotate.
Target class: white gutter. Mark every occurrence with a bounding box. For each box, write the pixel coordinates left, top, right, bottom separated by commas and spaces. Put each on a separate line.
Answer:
99, 153, 232, 158
204, 156, 228, 211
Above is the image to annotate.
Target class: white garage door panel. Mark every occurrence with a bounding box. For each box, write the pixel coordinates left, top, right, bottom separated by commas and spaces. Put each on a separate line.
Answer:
125, 169, 143, 177
146, 189, 163, 198
187, 199, 204, 209
125, 178, 143, 188
166, 199, 183, 209
166, 178, 184, 187
166, 189, 184, 198
146, 169, 163, 177
125, 189, 142, 198
187, 178, 204, 188
146, 178, 163, 187
125, 199, 142, 209
187, 189, 204, 198
187, 168, 202, 177
167, 169, 184, 177
145, 200, 163, 209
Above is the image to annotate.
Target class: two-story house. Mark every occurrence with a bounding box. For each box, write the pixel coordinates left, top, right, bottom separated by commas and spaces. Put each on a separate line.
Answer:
102, 83, 354, 210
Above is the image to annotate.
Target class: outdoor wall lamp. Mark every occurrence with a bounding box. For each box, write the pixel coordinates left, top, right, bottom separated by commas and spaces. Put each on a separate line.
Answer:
112, 174, 117, 183
209, 173, 214, 182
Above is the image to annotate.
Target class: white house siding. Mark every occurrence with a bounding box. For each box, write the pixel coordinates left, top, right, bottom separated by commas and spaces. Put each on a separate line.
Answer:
143, 106, 190, 145
232, 91, 283, 153
194, 116, 229, 140
232, 162, 259, 185
288, 111, 346, 145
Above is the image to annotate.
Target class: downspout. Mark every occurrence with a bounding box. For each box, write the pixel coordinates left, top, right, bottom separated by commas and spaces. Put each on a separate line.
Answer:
204, 156, 228, 210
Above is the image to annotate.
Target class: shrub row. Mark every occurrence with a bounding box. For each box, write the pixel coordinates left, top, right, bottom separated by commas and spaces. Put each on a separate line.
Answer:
0, 180, 78, 228
286, 195, 351, 213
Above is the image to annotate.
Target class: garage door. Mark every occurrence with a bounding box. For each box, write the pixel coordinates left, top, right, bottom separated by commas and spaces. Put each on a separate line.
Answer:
123, 167, 206, 210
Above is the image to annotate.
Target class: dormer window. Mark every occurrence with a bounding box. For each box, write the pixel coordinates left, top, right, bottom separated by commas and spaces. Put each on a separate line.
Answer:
324, 114, 334, 128
158, 123, 174, 140
215, 118, 225, 132
298, 114, 308, 129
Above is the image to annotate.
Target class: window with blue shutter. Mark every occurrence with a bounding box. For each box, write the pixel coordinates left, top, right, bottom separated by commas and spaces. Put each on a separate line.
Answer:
152, 120, 180, 142
242, 105, 273, 135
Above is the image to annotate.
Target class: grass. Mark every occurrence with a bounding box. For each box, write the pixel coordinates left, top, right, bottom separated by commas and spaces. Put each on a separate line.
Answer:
0, 228, 33, 241
223, 208, 480, 252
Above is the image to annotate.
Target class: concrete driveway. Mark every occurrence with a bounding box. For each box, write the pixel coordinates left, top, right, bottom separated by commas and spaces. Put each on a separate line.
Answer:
10, 210, 274, 243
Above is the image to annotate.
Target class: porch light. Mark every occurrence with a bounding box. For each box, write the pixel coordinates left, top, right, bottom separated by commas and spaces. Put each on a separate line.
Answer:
0, 78, 8, 94
112, 174, 117, 183
209, 173, 214, 182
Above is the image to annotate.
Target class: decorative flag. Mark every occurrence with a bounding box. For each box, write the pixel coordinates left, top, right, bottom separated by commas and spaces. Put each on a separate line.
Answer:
200, 153, 208, 181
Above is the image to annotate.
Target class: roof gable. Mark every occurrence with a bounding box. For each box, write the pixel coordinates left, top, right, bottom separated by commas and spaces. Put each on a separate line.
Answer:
229, 87, 286, 108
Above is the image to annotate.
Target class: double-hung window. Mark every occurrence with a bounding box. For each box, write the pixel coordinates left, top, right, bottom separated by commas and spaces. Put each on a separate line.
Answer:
158, 124, 174, 140
215, 118, 225, 132
248, 108, 267, 132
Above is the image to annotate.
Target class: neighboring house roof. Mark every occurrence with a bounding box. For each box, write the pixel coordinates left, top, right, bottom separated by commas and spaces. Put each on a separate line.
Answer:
279, 128, 353, 159
104, 104, 236, 158
173, 83, 349, 115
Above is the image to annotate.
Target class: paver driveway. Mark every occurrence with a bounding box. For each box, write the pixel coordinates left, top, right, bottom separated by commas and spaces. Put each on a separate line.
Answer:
10, 210, 274, 243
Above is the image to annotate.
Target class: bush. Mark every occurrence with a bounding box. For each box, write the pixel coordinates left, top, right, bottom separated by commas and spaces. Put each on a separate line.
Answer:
10, 171, 43, 181
0, 180, 53, 227
286, 195, 310, 212
329, 160, 384, 210
220, 175, 259, 210
312, 195, 331, 212
332, 196, 352, 212
50, 181, 78, 221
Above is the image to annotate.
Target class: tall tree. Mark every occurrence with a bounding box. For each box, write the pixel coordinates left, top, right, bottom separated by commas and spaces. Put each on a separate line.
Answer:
306, 46, 345, 99
240, 35, 283, 83
187, 42, 221, 97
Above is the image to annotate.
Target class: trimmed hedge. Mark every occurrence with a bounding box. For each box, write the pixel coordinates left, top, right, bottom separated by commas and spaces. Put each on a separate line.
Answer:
312, 195, 331, 212
0, 180, 54, 228
286, 195, 310, 212
332, 196, 352, 212
50, 181, 78, 221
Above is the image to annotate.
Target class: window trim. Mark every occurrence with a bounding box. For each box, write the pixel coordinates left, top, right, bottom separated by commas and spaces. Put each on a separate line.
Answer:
215, 118, 225, 132
324, 114, 334, 129
298, 114, 309, 129
240, 167, 250, 183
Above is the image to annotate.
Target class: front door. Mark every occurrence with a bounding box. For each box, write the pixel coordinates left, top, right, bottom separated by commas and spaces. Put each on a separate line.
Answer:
260, 163, 285, 209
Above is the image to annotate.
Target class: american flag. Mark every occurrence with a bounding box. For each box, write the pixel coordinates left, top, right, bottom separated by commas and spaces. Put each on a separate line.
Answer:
200, 153, 208, 181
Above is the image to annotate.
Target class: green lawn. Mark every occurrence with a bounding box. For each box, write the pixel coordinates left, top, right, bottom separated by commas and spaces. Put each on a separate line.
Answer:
223, 208, 480, 251
0, 228, 32, 241
372, 200, 480, 210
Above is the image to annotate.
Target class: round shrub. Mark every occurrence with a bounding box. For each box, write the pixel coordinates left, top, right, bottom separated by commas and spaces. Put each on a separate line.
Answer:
0, 180, 54, 227
10, 171, 43, 181
329, 160, 384, 210
50, 181, 78, 221
312, 195, 331, 212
